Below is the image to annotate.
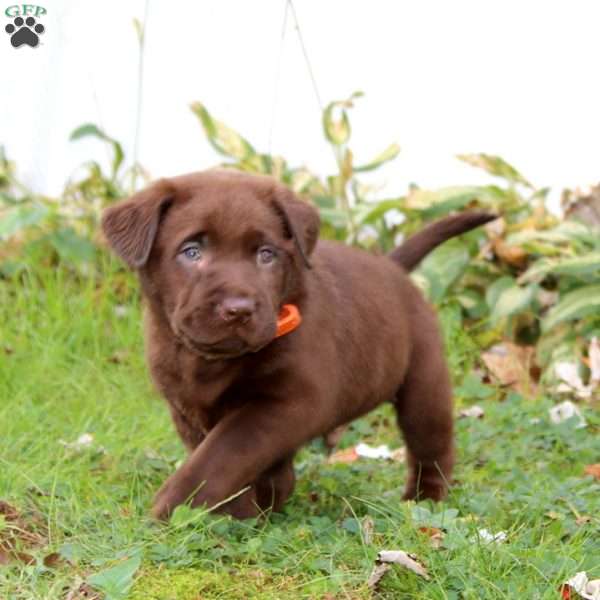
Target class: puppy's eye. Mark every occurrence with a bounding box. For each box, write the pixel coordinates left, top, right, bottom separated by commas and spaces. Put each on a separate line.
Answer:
180, 242, 203, 262
257, 246, 277, 265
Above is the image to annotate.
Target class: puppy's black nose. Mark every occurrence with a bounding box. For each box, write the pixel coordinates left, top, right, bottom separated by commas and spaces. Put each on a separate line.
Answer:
217, 297, 256, 323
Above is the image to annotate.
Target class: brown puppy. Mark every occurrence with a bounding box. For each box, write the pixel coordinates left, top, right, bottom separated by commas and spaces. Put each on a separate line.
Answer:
102, 170, 495, 520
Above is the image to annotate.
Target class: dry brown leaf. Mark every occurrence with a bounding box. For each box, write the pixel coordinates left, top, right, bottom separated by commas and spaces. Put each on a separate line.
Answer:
327, 447, 358, 464
377, 550, 430, 580
366, 562, 391, 589
584, 464, 600, 480
481, 342, 538, 396
492, 238, 528, 268
0, 499, 48, 564
65, 579, 102, 600
43, 551, 67, 569
561, 571, 600, 600
418, 526, 444, 549
362, 516, 375, 545
459, 405, 484, 419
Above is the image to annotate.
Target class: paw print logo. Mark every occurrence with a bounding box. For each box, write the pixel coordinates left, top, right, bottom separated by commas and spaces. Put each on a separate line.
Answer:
5, 16, 45, 48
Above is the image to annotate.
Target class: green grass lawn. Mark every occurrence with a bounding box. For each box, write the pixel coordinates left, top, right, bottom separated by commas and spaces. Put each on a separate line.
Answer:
1, 265, 599, 599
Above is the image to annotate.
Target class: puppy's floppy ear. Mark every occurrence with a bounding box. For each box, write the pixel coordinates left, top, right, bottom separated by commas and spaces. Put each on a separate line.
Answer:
271, 187, 320, 269
102, 179, 174, 269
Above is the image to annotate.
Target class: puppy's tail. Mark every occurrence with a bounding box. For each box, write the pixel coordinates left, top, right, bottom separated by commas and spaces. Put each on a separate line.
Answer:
389, 211, 498, 271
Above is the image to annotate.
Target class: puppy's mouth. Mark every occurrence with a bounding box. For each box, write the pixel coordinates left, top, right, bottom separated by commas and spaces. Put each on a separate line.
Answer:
177, 329, 275, 361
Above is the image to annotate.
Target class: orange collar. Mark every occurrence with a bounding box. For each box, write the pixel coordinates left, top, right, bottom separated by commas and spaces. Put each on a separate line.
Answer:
275, 304, 302, 338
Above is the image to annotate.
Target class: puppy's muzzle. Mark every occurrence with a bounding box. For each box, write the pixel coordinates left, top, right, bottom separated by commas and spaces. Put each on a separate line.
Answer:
216, 296, 256, 325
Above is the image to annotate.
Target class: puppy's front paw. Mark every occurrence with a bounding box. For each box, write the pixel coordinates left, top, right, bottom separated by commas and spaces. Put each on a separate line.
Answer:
151, 474, 191, 521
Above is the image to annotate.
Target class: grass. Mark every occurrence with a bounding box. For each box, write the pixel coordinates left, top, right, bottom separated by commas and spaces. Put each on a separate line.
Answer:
0, 263, 599, 599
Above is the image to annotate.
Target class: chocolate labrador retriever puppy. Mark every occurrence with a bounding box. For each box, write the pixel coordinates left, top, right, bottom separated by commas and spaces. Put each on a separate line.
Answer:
102, 170, 495, 520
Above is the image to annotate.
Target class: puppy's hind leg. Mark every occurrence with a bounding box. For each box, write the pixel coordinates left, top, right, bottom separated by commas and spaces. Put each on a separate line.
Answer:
393, 319, 454, 501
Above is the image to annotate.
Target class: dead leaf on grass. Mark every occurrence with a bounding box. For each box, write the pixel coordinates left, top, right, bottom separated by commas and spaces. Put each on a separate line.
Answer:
43, 551, 68, 569
584, 464, 600, 480
475, 528, 507, 544
492, 237, 528, 268
418, 526, 445, 549
0, 500, 47, 564
549, 401, 587, 428
481, 342, 538, 396
361, 516, 374, 545
459, 405, 484, 419
327, 446, 358, 464
65, 578, 102, 600
560, 571, 600, 600
376, 550, 430, 580
327, 443, 405, 464
366, 562, 391, 589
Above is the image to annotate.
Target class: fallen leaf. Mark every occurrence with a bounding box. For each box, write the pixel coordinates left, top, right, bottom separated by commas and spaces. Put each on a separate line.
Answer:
362, 516, 375, 545
355, 443, 393, 459
43, 551, 67, 568
481, 342, 537, 396
65, 578, 102, 600
418, 526, 444, 549
475, 528, 507, 544
492, 237, 528, 268
87, 554, 142, 599
377, 550, 430, 580
584, 464, 600, 480
549, 401, 587, 429
328, 443, 405, 464
59, 433, 95, 450
327, 447, 358, 464
366, 562, 391, 589
390, 447, 406, 462
561, 571, 600, 600
459, 405, 484, 419
555, 362, 594, 400
0, 500, 48, 562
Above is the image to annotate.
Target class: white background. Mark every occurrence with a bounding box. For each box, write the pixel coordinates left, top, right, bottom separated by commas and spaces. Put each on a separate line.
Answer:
2, 0, 600, 208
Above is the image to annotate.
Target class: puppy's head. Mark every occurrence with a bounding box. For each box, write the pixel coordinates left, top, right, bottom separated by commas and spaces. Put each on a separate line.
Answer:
102, 171, 319, 360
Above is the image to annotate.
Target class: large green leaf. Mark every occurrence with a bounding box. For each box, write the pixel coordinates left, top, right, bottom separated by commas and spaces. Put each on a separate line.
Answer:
457, 153, 532, 188
485, 275, 515, 310
542, 284, 600, 331
88, 554, 142, 600
507, 221, 595, 247
191, 102, 256, 161
417, 239, 470, 303
0, 204, 49, 239
490, 282, 536, 321
519, 253, 600, 284
354, 143, 401, 173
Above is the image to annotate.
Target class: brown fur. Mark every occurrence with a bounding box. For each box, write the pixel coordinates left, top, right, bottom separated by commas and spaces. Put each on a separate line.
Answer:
101, 170, 496, 520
